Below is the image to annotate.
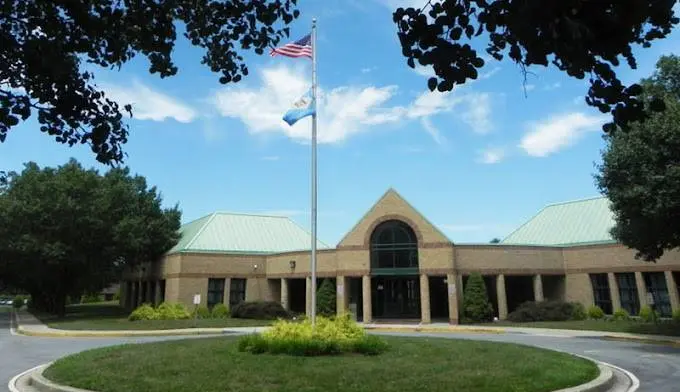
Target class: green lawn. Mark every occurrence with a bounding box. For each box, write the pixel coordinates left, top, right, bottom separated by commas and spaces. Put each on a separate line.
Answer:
0, 306, 11, 313
44, 336, 598, 392
483, 319, 680, 336
34, 302, 273, 330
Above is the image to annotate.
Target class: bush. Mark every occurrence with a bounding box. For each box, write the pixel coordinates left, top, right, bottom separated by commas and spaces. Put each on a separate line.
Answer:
113, 289, 121, 302
238, 314, 387, 356
211, 303, 229, 318
156, 302, 190, 320
611, 309, 630, 321
639, 305, 657, 323
507, 301, 580, 322
81, 293, 104, 304
672, 309, 680, 323
587, 305, 605, 320
316, 278, 336, 317
12, 295, 24, 309
231, 301, 289, 320
571, 302, 587, 320
128, 304, 157, 321
462, 273, 493, 323
194, 305, 211, 319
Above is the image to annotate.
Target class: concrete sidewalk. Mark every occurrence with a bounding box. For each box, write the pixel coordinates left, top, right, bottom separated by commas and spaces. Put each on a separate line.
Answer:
12, 310, 267, 337
364, 322, 680, 346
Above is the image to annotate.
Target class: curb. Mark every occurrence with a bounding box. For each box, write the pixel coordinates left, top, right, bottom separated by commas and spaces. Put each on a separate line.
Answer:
553, 363, 614, 392
10, 358, 628, 392
15, 325, 234, 338
600, 334, 680, 347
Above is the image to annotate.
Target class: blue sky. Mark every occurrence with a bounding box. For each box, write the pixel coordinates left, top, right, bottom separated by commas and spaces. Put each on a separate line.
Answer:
2, 0, 679, 246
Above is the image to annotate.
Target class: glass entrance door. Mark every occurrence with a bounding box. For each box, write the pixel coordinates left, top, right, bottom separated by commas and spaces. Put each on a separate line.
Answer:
372, 276, 420, 319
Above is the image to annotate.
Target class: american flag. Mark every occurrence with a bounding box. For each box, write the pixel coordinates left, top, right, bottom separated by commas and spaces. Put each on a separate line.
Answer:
270, 33, 312, 59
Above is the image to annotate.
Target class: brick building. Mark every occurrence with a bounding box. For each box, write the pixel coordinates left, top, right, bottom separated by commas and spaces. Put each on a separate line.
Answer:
120, 189, 680, 323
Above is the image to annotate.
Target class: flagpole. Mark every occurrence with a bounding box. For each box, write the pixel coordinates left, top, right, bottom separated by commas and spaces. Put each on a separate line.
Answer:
310, 17, 318, 328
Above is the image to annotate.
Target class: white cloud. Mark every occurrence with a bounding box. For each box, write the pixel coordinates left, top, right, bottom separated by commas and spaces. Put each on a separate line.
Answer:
460, 93, 492, 134
413, 64, 434, 78
361, 66, 378, 74
100, 80, 197, 123
381, 0, 429, 9
211, 64, 495, 144
211, 65, 407, 144
544, 82, 561, 91
480, 67, 501, 79
420, 117, 446, 145
477, 147, 505, 164
520, 112, 606, 157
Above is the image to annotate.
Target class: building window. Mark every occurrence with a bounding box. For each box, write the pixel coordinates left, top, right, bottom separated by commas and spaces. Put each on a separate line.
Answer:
615, 273, 640, 316
589, 273, 612, 314
207, 278, 225, 308
370, 220, 419, 270
643, 272, 672, 317
229, 278, 247, 308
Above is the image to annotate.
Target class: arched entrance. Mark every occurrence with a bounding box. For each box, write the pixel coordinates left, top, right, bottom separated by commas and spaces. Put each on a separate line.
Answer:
370, 220, 420, 319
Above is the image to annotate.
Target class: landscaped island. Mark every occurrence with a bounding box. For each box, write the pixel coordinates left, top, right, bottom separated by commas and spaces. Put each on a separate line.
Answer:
44, 335, 598, 392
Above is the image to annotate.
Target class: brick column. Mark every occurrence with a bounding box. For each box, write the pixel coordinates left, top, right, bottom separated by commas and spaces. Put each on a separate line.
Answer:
665, 271, 680, 313
447, 273, 459, 324
608, 273, 621, 312
420, 274, 431, 324
635, 272, 647, 308
306, 277, 312, 317
533, 274, 544, 302
456, 274, 464, 308
336, 276, 347, 316
362, 275, 372, 323
496, 274, 508, 320
280, 278, 289, 311
223, 278, 231, 307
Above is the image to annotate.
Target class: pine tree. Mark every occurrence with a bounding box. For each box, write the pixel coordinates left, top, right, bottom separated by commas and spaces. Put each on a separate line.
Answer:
316, 278, 337, 317
462, 273, 494, 323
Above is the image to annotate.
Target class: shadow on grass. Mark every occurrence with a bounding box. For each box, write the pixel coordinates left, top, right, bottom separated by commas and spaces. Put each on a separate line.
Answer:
30, 302, 128, 325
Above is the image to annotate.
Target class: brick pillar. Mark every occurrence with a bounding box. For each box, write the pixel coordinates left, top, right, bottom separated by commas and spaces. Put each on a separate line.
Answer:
608, 273, 621, 312
420, 274, 431, 324
223, 278, 231, 307
497, 274, 508, 320
665, 271, 680, 313
281, 278, 289, 311
306, 277, 312, 317
362, 275, 372, 323
533, 274, 544, 302
336, 276, 347, 316
456, 274, 464, 309
635, 271, 647, 308
447, 273, 459, 324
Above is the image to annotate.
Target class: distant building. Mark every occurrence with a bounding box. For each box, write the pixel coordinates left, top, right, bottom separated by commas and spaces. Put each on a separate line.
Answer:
121, 189, 680, 323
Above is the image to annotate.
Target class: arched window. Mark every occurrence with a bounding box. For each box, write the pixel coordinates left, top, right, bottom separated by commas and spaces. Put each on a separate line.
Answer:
370, 220, 418, 269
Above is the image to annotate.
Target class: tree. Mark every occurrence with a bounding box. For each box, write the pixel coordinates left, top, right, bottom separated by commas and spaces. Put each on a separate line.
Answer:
1, 0, 299, 165
0, 159, 181, 315
596, 54, 680, 262
392, 1, 677, 133
489, 238, 500, 244
462, 272, 493, 322
316, 278, 336, 317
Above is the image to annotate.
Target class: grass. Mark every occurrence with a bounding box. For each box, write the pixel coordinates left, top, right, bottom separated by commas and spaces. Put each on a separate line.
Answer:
482, 319, 680, 336
33, 302, 273, 330
44, 336, 598, 392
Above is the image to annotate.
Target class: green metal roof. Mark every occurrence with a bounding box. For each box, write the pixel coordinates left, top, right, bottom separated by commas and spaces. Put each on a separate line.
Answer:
168, 212, 330, 255
500, 196, 617, 246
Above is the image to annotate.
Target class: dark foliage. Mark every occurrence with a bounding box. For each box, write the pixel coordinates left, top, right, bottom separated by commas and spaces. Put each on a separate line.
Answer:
392, 1, 677, 133
596, 55, 680, 261
231, 301, 290, 320
0, 159, 181, 315
0, 0, 299, 165
316, 278, 337, 317
507, 301, 583, 322
462, 272, 493, 322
